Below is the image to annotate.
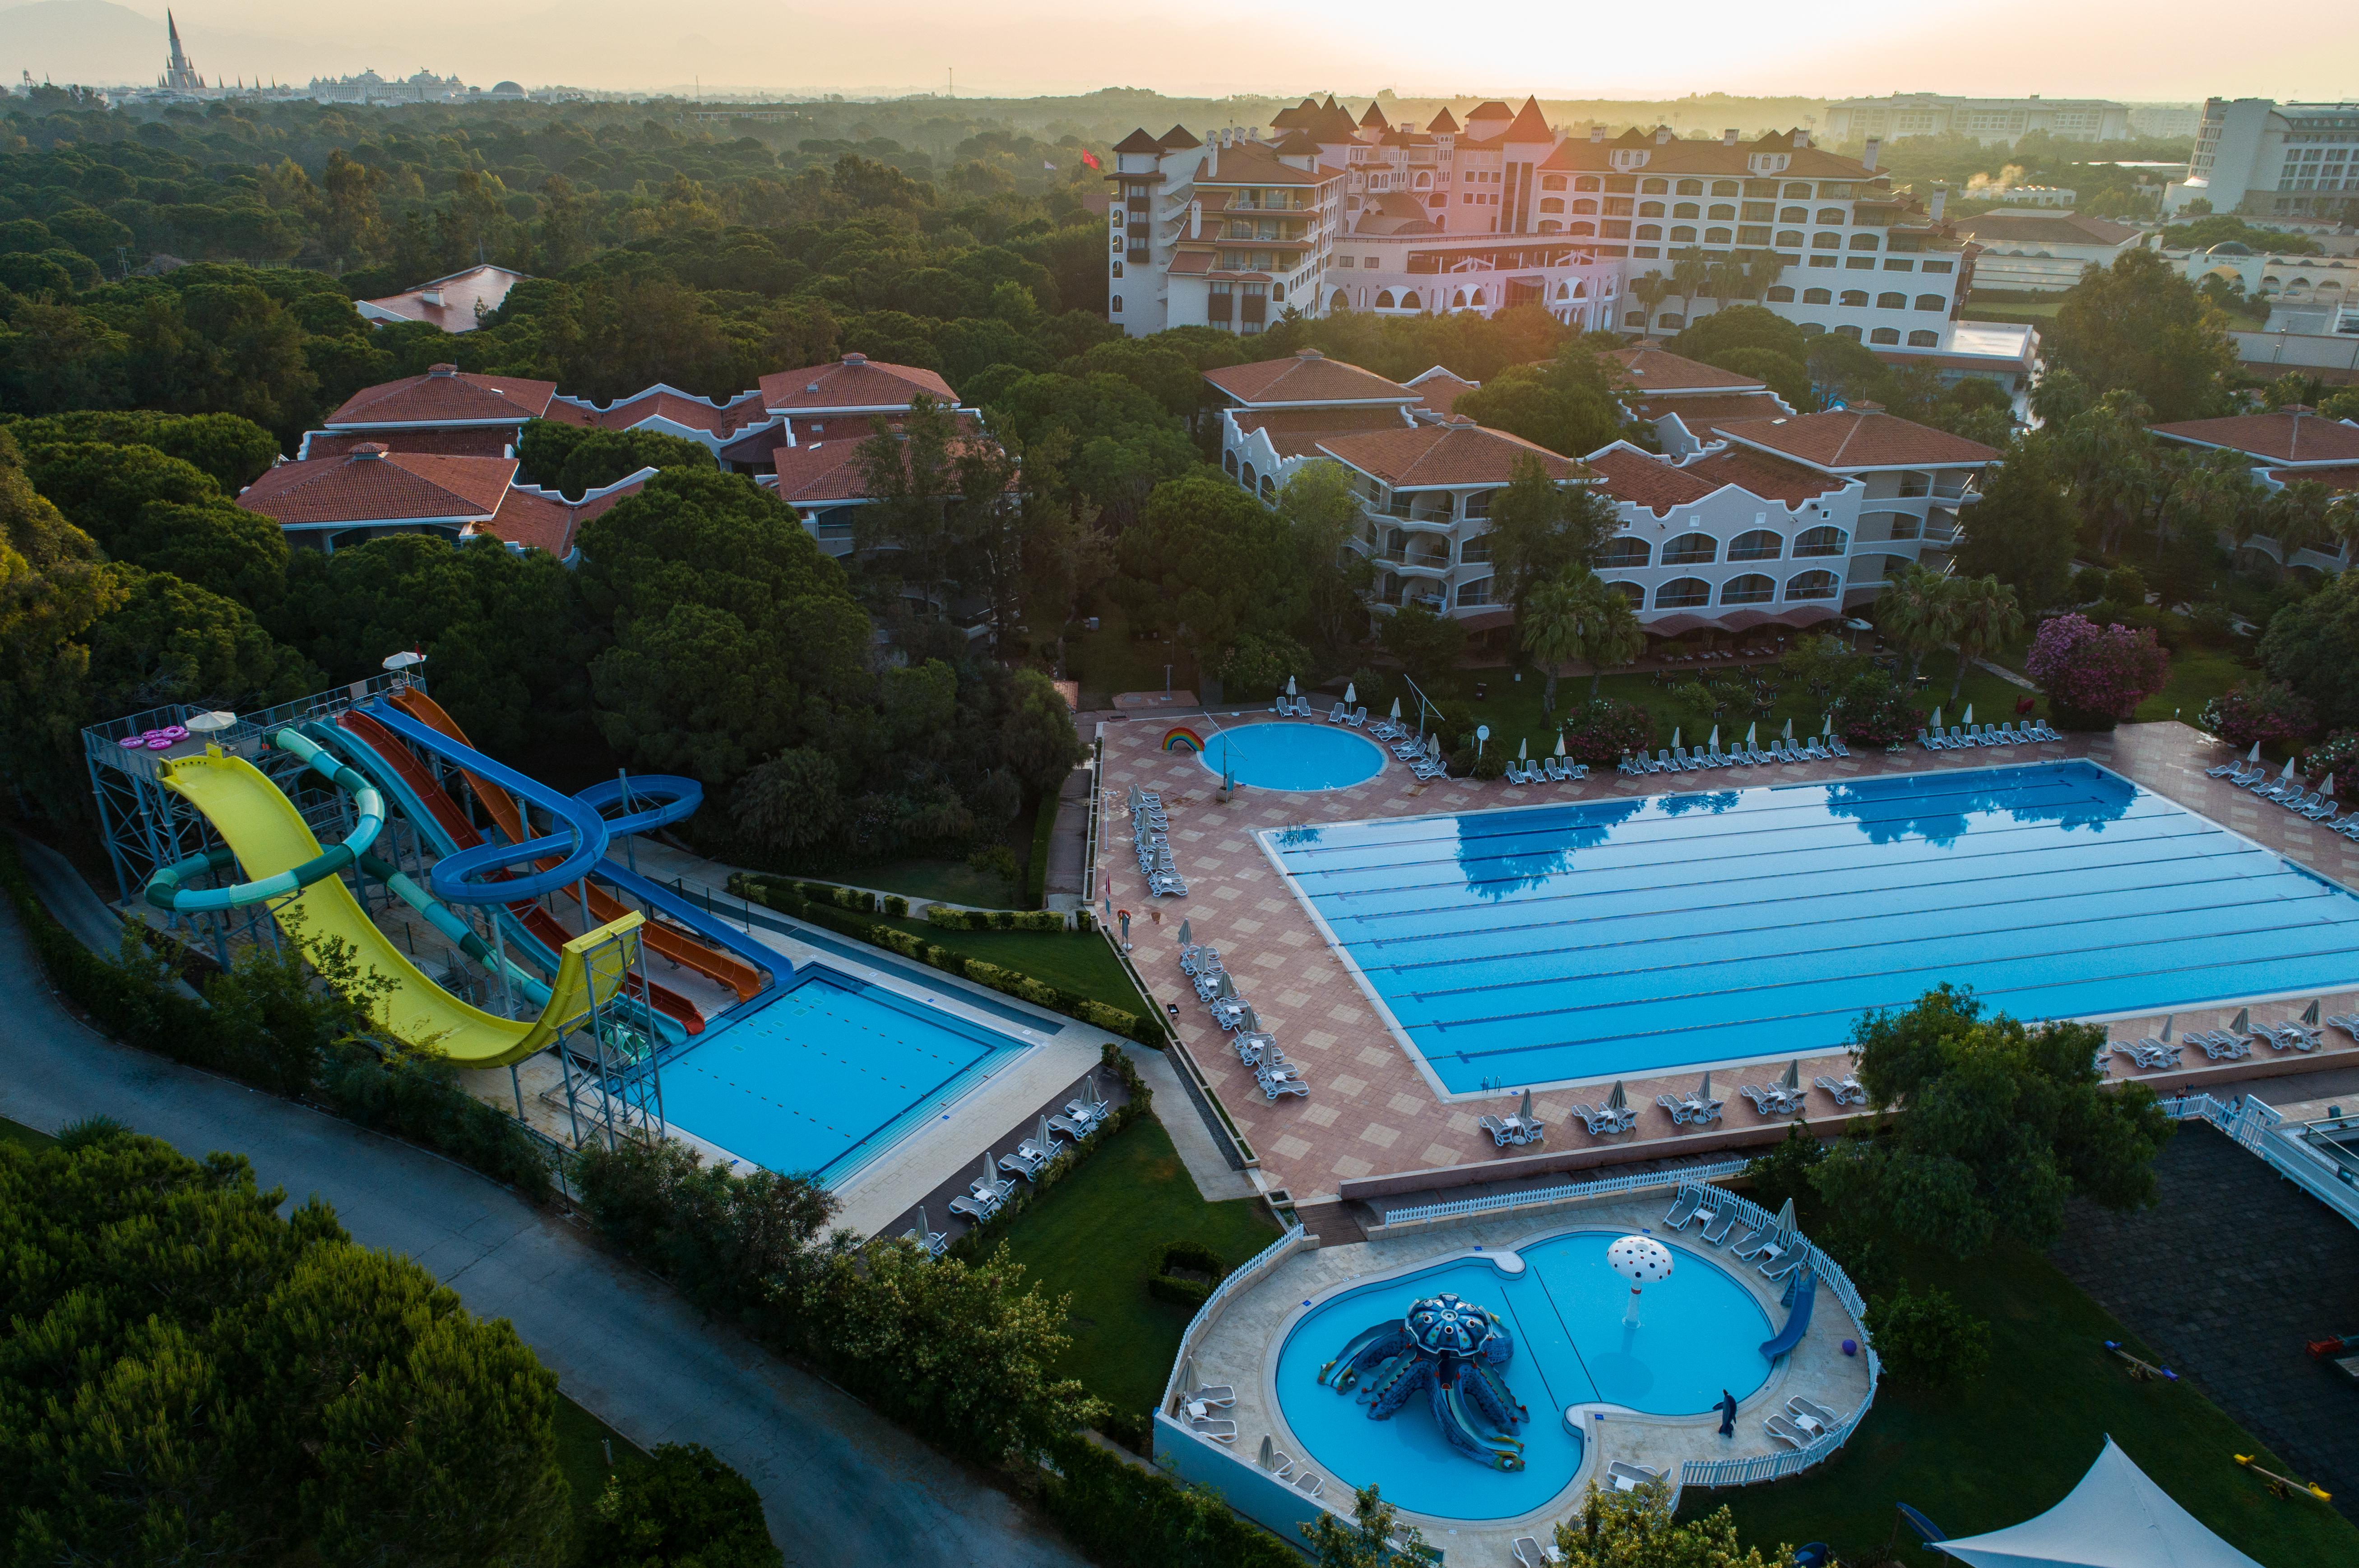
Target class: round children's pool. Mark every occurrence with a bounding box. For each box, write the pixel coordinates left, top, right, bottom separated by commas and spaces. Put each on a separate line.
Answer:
1272, 1233, 1775, 1520
1198, 723, 1386, 792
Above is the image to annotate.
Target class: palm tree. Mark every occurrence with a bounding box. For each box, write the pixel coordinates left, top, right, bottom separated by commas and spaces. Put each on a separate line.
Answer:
2257, 477, 2336, 565
1520, 568, 1590, 719
1627, 271, 1671, 338
1702, 254, 1746, 317
1669, 246, 1711, 328
1947, 575, 2025, 703
1741, 250, 1787, 301
1580, 579, 1647, 699
1878, 561, 1965, 684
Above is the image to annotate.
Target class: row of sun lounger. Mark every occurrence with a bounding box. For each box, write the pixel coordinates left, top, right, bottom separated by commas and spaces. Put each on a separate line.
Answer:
1766, 1395, 1843, 1451
1920, 719, 2056, 750
1181, 941, 1309, 1100
2105, 1006, 2344, 1074
1663, 1186, 1809, 1282
1622, 735, 1849, 776
925, 1081, 1119, 1244
2211, 758, 2350, 829
1503, 756, 1590, 785
1131, 786, 1189, 897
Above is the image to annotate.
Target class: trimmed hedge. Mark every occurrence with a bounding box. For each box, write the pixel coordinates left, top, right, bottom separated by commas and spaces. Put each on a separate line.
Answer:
927, 905, 1070, 932
730, 873, 1165, 1046
1039, 1433, 1301, 1568
946, 1041, 1152, 1263
1145, 1239, 1231, 1309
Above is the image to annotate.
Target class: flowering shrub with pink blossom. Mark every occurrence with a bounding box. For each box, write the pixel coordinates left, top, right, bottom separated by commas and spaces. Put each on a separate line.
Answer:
2199, 680, 2315, 750
2025, 614, 2170, 729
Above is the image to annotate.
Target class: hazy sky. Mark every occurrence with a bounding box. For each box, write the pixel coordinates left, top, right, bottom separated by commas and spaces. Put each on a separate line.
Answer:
25, 0, 2359, 100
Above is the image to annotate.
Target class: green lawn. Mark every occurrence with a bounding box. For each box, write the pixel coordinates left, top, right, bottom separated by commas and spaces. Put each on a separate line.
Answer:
872, 913, 1160, 1022
840, 856, 1023, 908
1067, 602, 1199, 709
2136, 644, 2253, 726
1701, 1233, 2359, 1568
554, 1390, 644, 1553
2, 1116, 57, 1152
997, 1114, 1280, 1417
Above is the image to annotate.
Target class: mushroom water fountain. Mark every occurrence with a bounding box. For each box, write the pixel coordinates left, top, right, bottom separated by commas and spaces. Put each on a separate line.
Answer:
1316, 1292, 1529, 1469
1609, 1235, 1674, 1326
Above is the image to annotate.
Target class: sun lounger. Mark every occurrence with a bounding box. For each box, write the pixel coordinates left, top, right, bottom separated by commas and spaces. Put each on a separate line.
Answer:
1828, 735, 1851, 758
2327, 1013, 2359, 1042
947, 1194, 994, 1224
1187, 1384, 1236, 1408
1761, 1252, 1807, 1283
1789, 1396, 1840, 1429
1047, 1113, 1096, 1143
1700, 1208, 1739, 1245
1765, 1414, 1814, 1450
1513, 1538, 1560, 1568
1606, 1461, 1664, 1493
1569, 1101, 1636, 1136
1189, 1416, 1238, 1441
1813, 1073, 1866, 1105
999, 1147, 1046, 1181
1149, 873, 1189, 897
2205, 757, 2244, 777
2133, 1036, 2180, 1067
1294, 1471, 1324, 1498
1664, 1189, 1705, 1229
1729, 1225, 1775, 1259
2309, 801, 2341, 825
2189, 1030, 2250, 1062
1347, 707, 1368, 727
1233, 1030, 1275, 1065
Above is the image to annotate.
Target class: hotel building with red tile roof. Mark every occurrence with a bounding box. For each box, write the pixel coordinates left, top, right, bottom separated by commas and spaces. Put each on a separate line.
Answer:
2151, 406, 2359, 573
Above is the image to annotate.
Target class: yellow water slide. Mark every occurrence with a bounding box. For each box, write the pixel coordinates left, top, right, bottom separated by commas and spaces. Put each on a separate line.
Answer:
160, 748, 644, 1068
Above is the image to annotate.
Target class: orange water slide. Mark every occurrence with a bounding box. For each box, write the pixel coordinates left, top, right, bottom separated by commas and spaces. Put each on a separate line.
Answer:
385, 687, 765, 1002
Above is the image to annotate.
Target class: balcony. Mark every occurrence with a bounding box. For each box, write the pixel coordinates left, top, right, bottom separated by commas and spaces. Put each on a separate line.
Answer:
1378, 549, 1453, 577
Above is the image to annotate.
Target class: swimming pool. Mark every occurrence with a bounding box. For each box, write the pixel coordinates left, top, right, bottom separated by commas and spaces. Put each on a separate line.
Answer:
1274, 1233, 1773, 1519
1266, 760, 2359, 1093
656, 968, 1030, 1184
1200, 722, 1386, 792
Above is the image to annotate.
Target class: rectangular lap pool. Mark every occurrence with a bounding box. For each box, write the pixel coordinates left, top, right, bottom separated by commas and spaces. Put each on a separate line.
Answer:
656, 968, 1033, 1184
1264, 760, 2359, 1094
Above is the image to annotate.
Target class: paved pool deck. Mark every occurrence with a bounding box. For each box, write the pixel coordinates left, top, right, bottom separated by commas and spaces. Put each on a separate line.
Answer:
1097, 717, 2359, 1207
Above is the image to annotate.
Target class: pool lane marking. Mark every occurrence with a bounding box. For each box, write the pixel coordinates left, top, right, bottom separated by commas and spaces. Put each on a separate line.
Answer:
1522, 1244, 1603, 1414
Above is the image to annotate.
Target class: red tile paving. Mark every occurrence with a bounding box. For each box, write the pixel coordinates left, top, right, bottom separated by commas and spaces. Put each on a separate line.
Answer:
1095, 717, 2359, 1205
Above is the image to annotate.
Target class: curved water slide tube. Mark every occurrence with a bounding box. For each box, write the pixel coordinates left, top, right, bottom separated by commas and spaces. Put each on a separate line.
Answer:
317, 713, 702, 1040
1758, 1267, 1817, 1362
380, 689, 774, 998
143, 746, 644, 1068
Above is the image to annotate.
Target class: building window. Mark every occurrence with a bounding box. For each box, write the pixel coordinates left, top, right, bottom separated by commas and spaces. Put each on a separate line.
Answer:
1793, 526, 1847, 557
1816, 208, 1846, 225
1569, 221, 1597, 236
1869, 327, 1900, 344
1766, 285, 1796, 302
1877, 291, 1905, 309
1849, 234, 1879, 250
1599, 537, 1652, 568
1636, 224, 1661, 241
1835, 324, 1862, 340
1710, 180, 1739, 197
1603, 580, 1645, 608
1803, 287, 1832, 305
1639, 201, 1665, 217
1669, 226, 1697, 243
1539, 198, 1564, 213
1808, 256, 1838, 269
1800, 321, 1826, 334
1840, 290, 1868, 306
1775, 230, 1803, 248
1399, 290, 1421, 310
1785, 569, 1840, 601
1882, 258, 1914, 271
1779, 206, 1807, 222
1641, 177, 1669, 194
1331, 289, 1350, 312
1456, 576, 1492, 606
1783, 182, 1812, 199
1240, 462, 1256, 490
1729, 530, 1782, 561
1662, 533, 1717, 565
1542, 175, 1566, 191
1914, 294, 1945, 310
1811, 233, 1841, 250
1922, 259, 1954, 273
1224, 450, 1239, 476
1705, 228, 1733, 245
1658, 311, 1685, 329
1375, 290, 1395, 308
1575, 176, 1602, 191
1720, 573, 1775, 604
1907, 329, 1940, 347
1707, 204, 1737, 222
1655, 577, 1711, 609
1110, 295, 1122, 312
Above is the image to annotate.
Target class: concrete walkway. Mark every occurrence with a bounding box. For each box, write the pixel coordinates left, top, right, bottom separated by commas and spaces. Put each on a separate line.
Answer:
0, 900, 1087, 1568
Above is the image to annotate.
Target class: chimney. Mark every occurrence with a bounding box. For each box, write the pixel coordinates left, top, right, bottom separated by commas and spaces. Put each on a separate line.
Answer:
1929, 182, 1948, 222
1190, 199, 1201, 238
1589, 123, 1606, 143
1862, 137, 1881, 172
1722, 127, 1738, 147
1654, 125, 1673, 146
1792, 127, 1811, 149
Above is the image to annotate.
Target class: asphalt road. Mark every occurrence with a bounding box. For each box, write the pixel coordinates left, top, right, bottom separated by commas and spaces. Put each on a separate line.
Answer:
0, 896, 1088, 1568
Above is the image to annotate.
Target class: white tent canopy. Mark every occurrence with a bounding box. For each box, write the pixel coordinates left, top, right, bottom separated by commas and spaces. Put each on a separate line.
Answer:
1934, 1438, 2263, 1568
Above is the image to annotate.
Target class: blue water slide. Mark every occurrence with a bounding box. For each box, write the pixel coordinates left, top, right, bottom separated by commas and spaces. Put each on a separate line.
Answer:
361, 701, 609, 902
594, 857, 784, 992
1758, 1267, 1817, 1361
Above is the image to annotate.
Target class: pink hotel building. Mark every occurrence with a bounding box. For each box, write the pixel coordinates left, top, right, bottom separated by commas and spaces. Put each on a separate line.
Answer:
1107, 97, 2036, 384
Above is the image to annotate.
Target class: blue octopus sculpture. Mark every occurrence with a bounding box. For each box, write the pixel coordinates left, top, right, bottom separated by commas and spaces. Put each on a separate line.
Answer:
1315, 1292, 1529, 1470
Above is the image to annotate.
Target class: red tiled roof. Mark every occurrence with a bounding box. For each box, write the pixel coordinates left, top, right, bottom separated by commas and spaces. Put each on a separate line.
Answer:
299, 426, 516, 461
1427, 107, 1460, 134
325, 365, 560, 427
468, 475, 648, 558
1634, 391, 1792, 425
1678, 446, 1848, 506
769, 414, 994, 505
1466, 101, 1513, 121
2264, 463, 2359, 495
1233, 406, 1409, 457
1204, 350, 1419, 407
1315, 422, 1580, 487
1359, 102, 1388, 130
1160, 124, 1202, 150
584, 388, 771, 437
2152, 411, 2359, 466
1199, 140, 1337, 188
1602, 347, 1765, 393
1504, 97, 1553, 143
1404, 368, 1478, 417
1585, 447, 1718, 511
1947, 212, 2141, 248
236, 448, 516, 528
757, 355, 958, 414
355, 264, 528, 334
1539, 128, 1872, 180
1710, 410, 1999, 471
1113, 128, 1162, 154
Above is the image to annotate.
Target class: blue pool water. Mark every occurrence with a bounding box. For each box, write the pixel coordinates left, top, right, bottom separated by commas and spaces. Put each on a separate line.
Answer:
1200, 722, 1386, 791
1266, 760, 2359, 1092
657, 969, 1029, 1183
1274, 1232, 1774, 1519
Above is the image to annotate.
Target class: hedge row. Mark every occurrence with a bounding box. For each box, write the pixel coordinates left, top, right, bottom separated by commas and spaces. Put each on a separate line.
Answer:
946, 1041, 1150, 1263
729, 873, 1164, 1047
927, 905, 1070, 932
1039, 1433, 1301, 1568
759, 877, 910, 918
1145, 1239, 1231, 1309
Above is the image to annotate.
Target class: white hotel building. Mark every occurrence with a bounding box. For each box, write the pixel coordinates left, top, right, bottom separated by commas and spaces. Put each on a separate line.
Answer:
1108, 97, 2026, 374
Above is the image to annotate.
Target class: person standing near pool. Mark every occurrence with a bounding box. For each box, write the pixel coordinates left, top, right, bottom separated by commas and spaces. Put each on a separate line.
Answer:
1717, 1389, 1737, 1438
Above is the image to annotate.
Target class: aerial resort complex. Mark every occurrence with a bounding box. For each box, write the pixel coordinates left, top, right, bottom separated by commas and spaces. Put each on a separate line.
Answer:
6, 23, 2359, 1567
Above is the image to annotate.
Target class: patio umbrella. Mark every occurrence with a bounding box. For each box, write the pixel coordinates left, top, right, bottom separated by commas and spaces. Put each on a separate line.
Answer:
1390, 697, 1403, 722
2246, 740, 2262, 763
1518, 1087, 1535, 1122
977, 1152, 997, 1187
1779, 1059, 1801, 1092
1428, 735, 1442, 761
1708, 725, 1720, 750
1286, 675, 1298, 696
1670, 726, 1682, 750
1605, 1080, 1628, 1112
2231, 1006, 2251, 1035
1258, 1436, 1277, 1470
1781, 717, 1794, 740
1242, 1004, 1261, 1031
1177, 918, 1192, 947
1217, 973, 1237, 999
1771, 1195, 1797, 1235
1744, 722, 1758, 745
1696, 1070, 1713, 1101
1519, 736, 1529, 761
1929, 705, 1944, 731
1822, 713, 1835, 737
2322, 772, 2338, 799
2303, 998, 2322, 1026
1556, 731, 1568, 757
1962, 702, 1975, 727
2279, 757, 2298, 782
2159, 1014, 2174, 1042
1344, 682, 1357, 705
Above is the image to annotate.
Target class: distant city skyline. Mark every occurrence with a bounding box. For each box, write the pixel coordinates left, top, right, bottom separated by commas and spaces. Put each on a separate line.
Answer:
0, 0, 2350, 102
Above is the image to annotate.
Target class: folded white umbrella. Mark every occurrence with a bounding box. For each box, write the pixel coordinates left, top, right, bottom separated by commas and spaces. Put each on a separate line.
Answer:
1605, 1079, 1627, 1111
2159, 1014, 2173, 1042
1518, 736, 1529, 760
1929, 705, 1944, 731
1781, 717, 1794, 740
2321, 771, 2336, 798
2246, 740, 2262, 762
1772, 1196, 1796, 1236
1390, 697, 1403, 721
1707, 725, 1719, 749
1556, 732, 1567, 757
1779, 1059, 1800, 1092
1670, 726, 1682, 750
1517, 1087, 1534, 1121
1177, 918, 1191, 946
1344, 682, 1357, 705
2231, 1006, 2250, 1035
1217, 973, 1237, 999
2279, 757, 2297, 780
1821, 713, 1834, 737
2302, 998, 2321, 1026
1744, 722, 1757, 745
1962, 702, 1975, 727
1286, 675, 1298, 695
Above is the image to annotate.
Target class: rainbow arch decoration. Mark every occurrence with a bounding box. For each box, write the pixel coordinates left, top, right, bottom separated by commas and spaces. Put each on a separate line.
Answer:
1163, 726, 1205, 754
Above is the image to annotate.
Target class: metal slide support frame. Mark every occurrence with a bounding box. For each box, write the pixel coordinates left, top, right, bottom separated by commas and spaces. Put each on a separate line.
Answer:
560, 919, 667, 1152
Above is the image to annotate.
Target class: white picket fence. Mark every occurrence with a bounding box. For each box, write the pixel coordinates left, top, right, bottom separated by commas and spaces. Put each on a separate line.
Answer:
1159, 1222, 1313, 1415
2158, 1091, 2359, 1230
1373, 1157, 1752, 1232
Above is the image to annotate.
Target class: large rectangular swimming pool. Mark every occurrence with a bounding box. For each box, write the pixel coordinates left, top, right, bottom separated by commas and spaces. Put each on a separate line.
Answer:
656, 968, 1031, 1183
1265, 761, 2359, 1093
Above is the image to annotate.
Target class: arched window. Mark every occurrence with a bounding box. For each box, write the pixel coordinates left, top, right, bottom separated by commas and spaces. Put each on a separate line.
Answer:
1662, 533, 1717, 565
1539, 198, 1564, 213
1835, 324, 1862, 341
1710, 180, 1740, 196
1375, 290, 1395, 309
1793, 526, 1847, 557
1673, 202, 1700, 219
1849, 234, 1879, 251
1676, 179, 1703, 195
1641, 177, 1669, 194
1568, 221, 1596, 236
1570, 198, 1599, 214
1604, 580, 1645, 607
1272, 282, 1285, 301
1639, 200, 1665, 217
1775, 230, 1803, 248
1623, 310, 1648, 327
1779, 207, 1807, 222
1223, 449, 1239, 476
1575, 176, 1602, 191
1635, 224, 1661, 241
1869, 327, 1900, 345
1451, 289, 1466, 307
1670, 226, 1696, 243
1914, 294, 1944, 311
1876, 291, 1905, 309
1260, 474, 1278, 501
1112, 260, 1124, 278
1720, 574, 1775, 605
1803, 287, 1832, 304
1415, 171, 1431, 188
1599, 537, 1652, 569
1907, 329, 1940, 347
1655, 577, 1711, 609
1766, 285, 1795, 302
1815, 208, 1845, 224
1705, 228, 1733, 245
1541, 174, 1566, 191
1707, 204, 1736, 221
1537, 221, 1562, 234
1799, 322, 1826, 336
1785, 569, 1839, 601
1658, 311, 1685, 329
1110, 295, 1123, 313
1811, 233, 1841, 250
1241, 462, 1257, 490
1465, 287, 1486, 307
1728, 530, 1782, 561
1331, 289, 1350, 312
1783, 183, 1812, 199
1839, 289, 1868, 306
1399, 290, 1421, 310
